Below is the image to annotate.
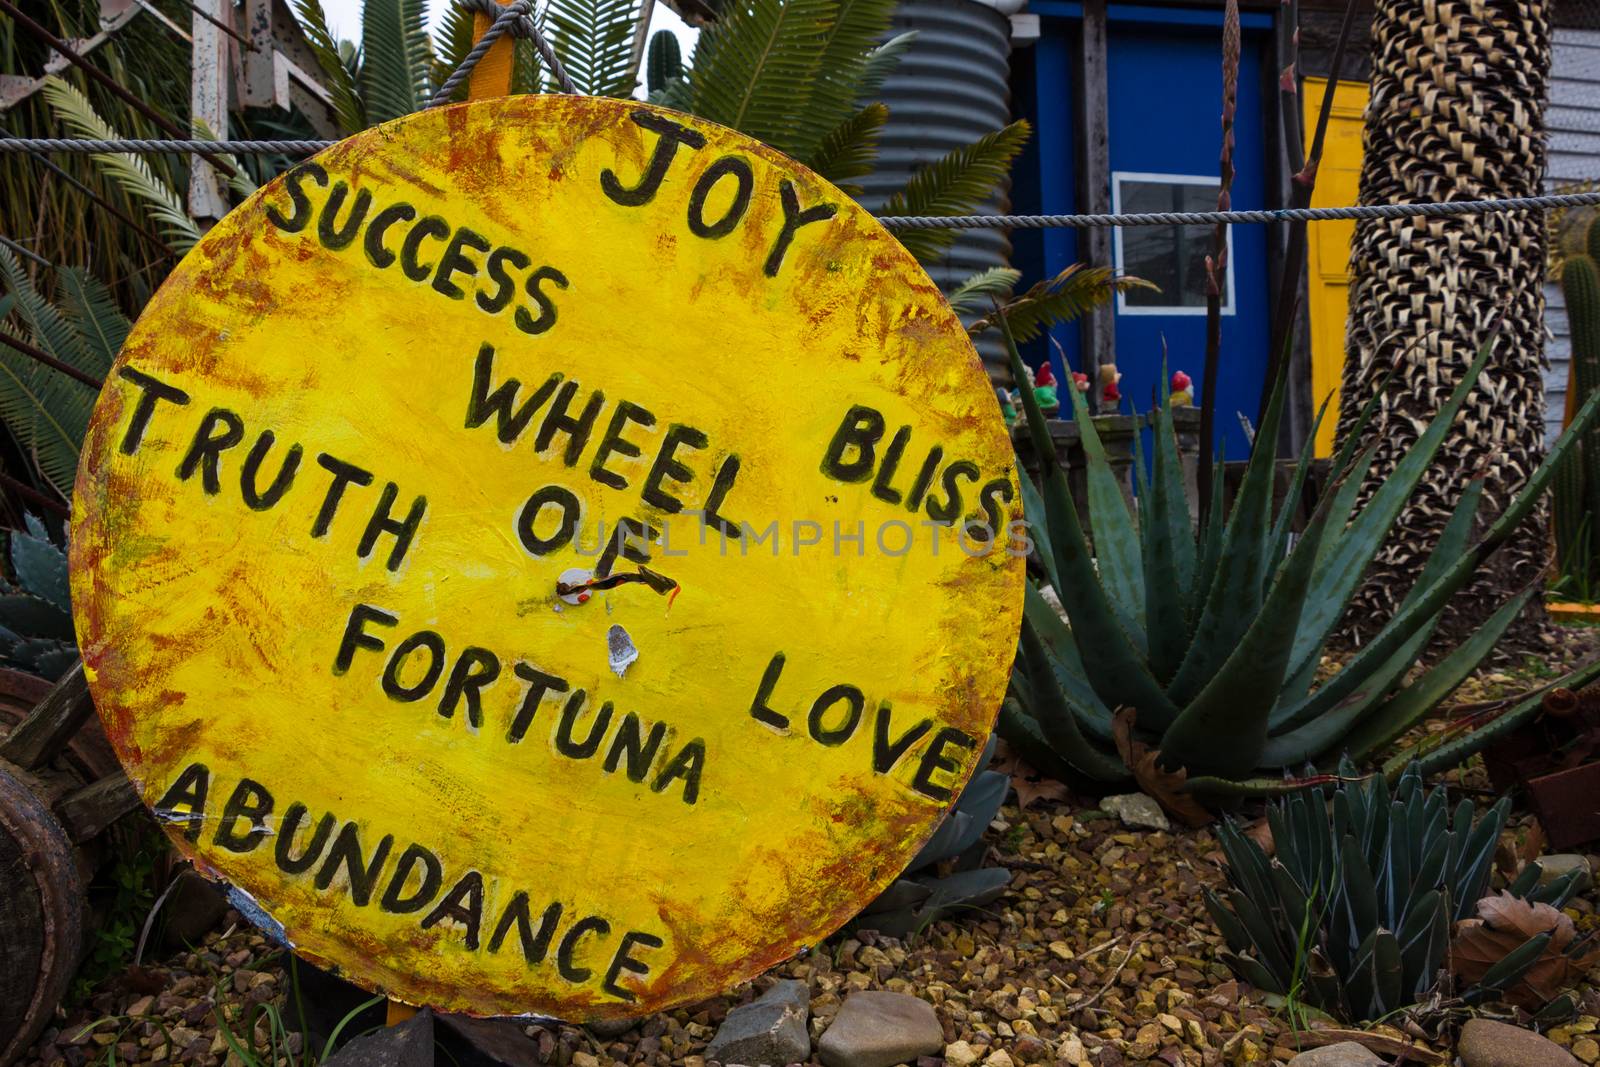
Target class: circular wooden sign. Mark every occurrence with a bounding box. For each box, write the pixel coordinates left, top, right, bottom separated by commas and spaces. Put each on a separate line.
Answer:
69, 96, 1024, 1019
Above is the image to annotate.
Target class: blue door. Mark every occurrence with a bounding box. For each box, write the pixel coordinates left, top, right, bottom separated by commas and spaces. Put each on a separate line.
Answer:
1104, 21, 1271, 458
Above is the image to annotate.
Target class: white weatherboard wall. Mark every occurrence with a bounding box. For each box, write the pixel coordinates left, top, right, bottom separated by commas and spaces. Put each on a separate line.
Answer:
1545, 27, 1600, 443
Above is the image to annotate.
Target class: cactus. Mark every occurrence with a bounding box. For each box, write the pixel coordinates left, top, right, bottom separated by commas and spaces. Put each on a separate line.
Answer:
646, 30, 682, 96
1555, 218, 1600, 593
0, 515, 78, 680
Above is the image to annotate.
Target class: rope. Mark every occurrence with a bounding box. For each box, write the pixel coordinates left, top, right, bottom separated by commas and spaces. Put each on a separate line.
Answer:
0, 140, 1595, 229
427, 0, 577, 104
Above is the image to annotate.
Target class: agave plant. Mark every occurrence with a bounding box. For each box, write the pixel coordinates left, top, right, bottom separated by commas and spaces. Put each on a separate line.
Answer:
1206, 764, 1588, 1021
0, 514, 77, 680
853, 738, 1010, 937
1000, 305, 1600, 797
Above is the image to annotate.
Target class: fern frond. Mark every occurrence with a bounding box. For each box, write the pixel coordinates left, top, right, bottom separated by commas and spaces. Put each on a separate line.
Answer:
859, 29, 915, 96
361, 0, 434, 122
687, 0, 836, 152
967, 265, 1155, 342
56, 270, 129, 375
42, 78, 203, 253
0, 247, 81, 368
883, 119, 1030, 262
806, 102, 887, 195
945, 266, 1021, 313
512, 38, 545, 94
787, 0, 898, 161
547, 0, 645, 96
0, 249, 95, 496
292, 0, 367, 131
431, 1, 477, 94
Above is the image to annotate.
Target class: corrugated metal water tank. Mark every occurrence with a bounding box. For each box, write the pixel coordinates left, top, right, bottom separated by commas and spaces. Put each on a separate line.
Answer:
859, 0, 1018, 379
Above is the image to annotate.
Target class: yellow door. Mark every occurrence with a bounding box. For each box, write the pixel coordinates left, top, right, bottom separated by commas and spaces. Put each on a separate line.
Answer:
1303, 77, 1368, 456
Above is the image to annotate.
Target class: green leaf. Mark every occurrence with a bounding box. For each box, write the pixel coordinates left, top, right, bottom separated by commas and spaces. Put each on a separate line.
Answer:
0, 593, 74, 642
969, 266, 1153, 342
687, 0, 835, 150
292, 0, 367, 132
859, 30, 915, 95
1465, 931, 1554, 1004
883, 121, 1031, 263
787, 0, 899, 162
10, 530, 69, 614
1016, 465, 1058, 592
361, 0, 435, 121
56, 269, 128, 376
1017, 621, 1126, 779
945, 267, 1021, 315
39, 78, 202, 251
998, 309, 1180, 728
431, 0, 480, 99
1023, 584, 1115, 743
1166, 352, 1291, 706
546, 0, 644, 96
806, 104, 889, 196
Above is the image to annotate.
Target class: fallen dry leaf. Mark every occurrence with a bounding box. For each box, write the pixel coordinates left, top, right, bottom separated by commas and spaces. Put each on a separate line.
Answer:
1112, 708, 1214, 828
1451, 891, 1600, 1008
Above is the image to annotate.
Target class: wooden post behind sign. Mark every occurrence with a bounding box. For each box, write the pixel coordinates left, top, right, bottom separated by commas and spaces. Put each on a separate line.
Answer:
466, 11, 515, 100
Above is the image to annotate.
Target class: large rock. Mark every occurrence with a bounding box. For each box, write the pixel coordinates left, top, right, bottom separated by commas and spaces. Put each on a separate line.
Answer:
1286, 1042, 1382, 1067
322, 1009, 433, 1067
817, 991, 942, 1067
1100, 793, 1169, 832
1459, 1019, 1580, 1067
160, 870, 229, 948
704, 979, 810, 1067
1535, 854, 1594, 893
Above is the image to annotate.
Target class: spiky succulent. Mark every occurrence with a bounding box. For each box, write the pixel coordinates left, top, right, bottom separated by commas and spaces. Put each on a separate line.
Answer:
0, 515, 78, 681
854, 738, 1010, 937
1206, 764, 1586, 1021
1000, 307, 1600, 796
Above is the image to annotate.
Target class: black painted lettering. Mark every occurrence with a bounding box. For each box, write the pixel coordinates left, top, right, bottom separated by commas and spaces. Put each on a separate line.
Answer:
116, 367, 191, 455
749, 653, 788, 731
911, 726, 977, 802
317, 182, 373, 251
651, 739, 704, 805
977, 477, 1013, 537
765, 179, 838, 277
821, 406, 883, 483
334, 603, 398, 674
508, 663, 570, 743
925, 460, 980, 526
808, 684, 864, 746
379, 842, 443, 914
602, 931, 664, 1003
177, 408, 245, 494
872, 704, 932, 774
400, 215, 450, 282
154, 762, 209, 842
557, 916, 610, 983
313, 821, 395, 907
686, 156, 753, 239
358, 483, 427, 571
432, 227, 491, 299
382, 630, 446, 702
465, 343, 563, 445
641, 424, 707, 513
554, 692, 613, 759
265, 162, 328, 232
275, 803, 335, 874
420, 870, 485, 950
702, 455, 744, 538
870, 426, 912, 505
488, 894, 562, 963
477, 246, 531, 314
439, 646, 499, 727
514, 266, 568, 336
312, 453, 375, 537
239, 430, 302, 511
363, 202, 417, 268
516, 484, 580, 556
905, 446, 944, 512
213, 777, 274, 853
600, 111, 707, 206
535, 381, 605, 465
602, 713, 667, 782
589, 401, 657, 490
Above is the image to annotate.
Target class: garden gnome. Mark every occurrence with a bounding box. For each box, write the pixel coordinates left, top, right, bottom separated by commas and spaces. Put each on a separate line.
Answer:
1098, 362, 1122, 405
1170, 370, 1194, 407
1032, 361, 1060, 415
997, 386, 1016, 423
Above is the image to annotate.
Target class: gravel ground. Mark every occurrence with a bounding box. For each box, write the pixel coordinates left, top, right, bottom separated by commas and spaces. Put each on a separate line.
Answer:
19, 790, 1600, 1067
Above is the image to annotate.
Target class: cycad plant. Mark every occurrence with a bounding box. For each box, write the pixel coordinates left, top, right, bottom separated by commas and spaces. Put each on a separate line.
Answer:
1207, 764, 1589, 1022
1000, 303, 1600, 798
0, 246, 125, 499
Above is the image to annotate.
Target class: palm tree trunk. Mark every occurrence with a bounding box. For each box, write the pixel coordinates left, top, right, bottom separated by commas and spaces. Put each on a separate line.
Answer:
1336, 0, 1552, 648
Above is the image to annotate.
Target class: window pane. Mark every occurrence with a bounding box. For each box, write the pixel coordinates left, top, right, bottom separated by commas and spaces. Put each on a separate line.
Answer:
1117, 178, 1230, 310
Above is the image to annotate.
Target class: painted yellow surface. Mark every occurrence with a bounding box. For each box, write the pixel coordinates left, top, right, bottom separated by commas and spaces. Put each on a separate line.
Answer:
69, 97, 1023, 1019
1303, 77, 1369, 457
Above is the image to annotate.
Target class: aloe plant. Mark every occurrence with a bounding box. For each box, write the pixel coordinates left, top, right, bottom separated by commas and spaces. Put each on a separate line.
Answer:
1000, 306, 1600, 796
0, 514, 77, 680
1206, 764, 1587, 1021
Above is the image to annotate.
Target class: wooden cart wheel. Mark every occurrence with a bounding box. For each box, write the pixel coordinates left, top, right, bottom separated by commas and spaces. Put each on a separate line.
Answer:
0, 665, 141, 1067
